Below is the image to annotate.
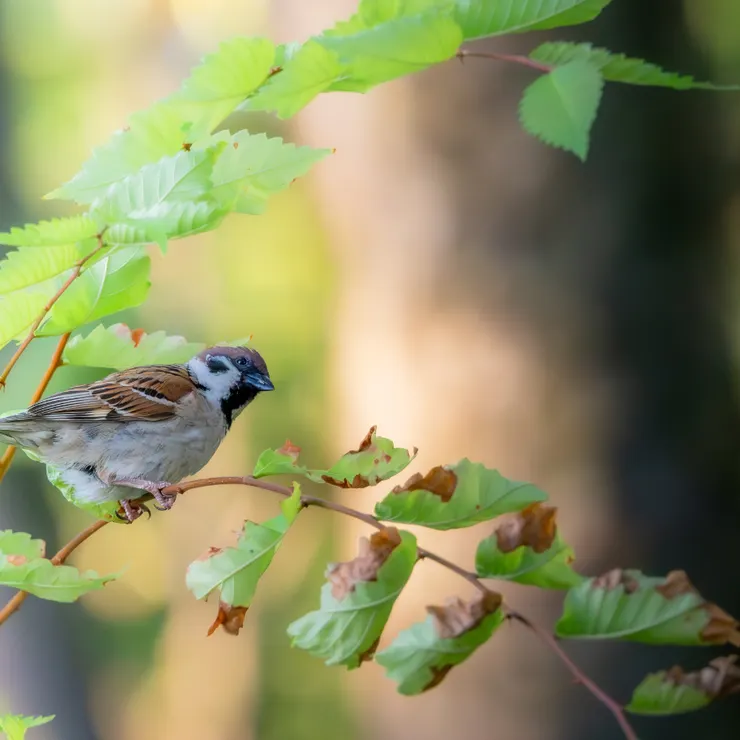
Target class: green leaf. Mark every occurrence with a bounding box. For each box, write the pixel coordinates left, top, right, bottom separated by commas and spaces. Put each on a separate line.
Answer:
186, 484, 302, 634
287, 528, 417, 668
252, 427, 416, 488
454, 0, 612, 40
211, 131, 332, 214
0, 289, 53, 351
0, 242, 98, 294
530, 42, 740, 90
376, 590, 504, 694
475, 504, 583, 589
374, 458, 547, 530
556, 569, 740, 646
626, 656, 739, 716
0, 216, 98, 248
171, 36, 275, 139
44, 463, 123, 523
519, 59, 604, 161
0, 529, 116, 601
245, 40, 343, 118
63, 323, 205, 370
0, 714, 55, 740
319, 11, 462, 93
36, 247, 151, 336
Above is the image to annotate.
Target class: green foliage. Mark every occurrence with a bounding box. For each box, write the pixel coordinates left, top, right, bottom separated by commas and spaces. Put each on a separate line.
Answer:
519, 59, 604, 160
374, 458, 547, 529
0, 530, 116, 601
253, 427, 416, 488
63, 323, 205, 370
556, 569, 740, 646
530, 42, 740, 90
376, 590, 504, 694
0, 216, 98, 248
0, 714, 54, 740
186, 484, 302, 631
287, 529, 417, 668
0, 243, 97, 294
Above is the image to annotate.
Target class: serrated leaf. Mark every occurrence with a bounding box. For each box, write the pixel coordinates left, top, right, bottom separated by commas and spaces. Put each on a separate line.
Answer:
186, 484, 302, 634
245, 41, 343, 118
287, 529, 417, 668
376, 590, 504, 694
0, 241, 98, 295
0, 289, 53, 351
0, 216, 98, 248
0, 530, 116, 601
211, 131, 331, 214
530, 42, 740, 90
519, 59, 604, 160
0, 714, 55, 740
375, 458, 547, 530
454, 0, 611, 40
475, 504, 584, 589
556, 569, 740, 646
63, 323, 205, 370
626, 656, 740, 716
36, 247, 151, 336
252, 427, 416, 488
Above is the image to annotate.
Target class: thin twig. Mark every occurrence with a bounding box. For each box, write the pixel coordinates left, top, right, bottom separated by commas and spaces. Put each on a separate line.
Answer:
0, 519, 107, 626
0, 233, 107, 389
0, 333, 71, 480
456, 48, 552, 74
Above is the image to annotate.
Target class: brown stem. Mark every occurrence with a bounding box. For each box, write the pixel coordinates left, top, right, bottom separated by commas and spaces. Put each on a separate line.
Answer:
0, 519, 107, 626
0, 332, 71, 480
456, 48, 552, 74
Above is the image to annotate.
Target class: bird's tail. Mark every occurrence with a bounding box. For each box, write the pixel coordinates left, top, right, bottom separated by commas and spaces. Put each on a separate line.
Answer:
0, 417, 37, 448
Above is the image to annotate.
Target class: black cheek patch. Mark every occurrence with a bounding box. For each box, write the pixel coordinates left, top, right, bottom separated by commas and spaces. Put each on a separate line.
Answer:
206, 356, 229, 374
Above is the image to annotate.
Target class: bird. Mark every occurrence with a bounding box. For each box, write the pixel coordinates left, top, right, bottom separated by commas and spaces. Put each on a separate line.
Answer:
0, 345, 274, 522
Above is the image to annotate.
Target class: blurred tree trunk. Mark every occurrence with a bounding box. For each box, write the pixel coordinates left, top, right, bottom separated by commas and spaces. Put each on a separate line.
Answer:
274, 1, 740, 739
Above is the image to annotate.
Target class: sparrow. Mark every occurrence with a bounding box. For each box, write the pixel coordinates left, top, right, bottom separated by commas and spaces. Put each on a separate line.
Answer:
0, 345, 274, 522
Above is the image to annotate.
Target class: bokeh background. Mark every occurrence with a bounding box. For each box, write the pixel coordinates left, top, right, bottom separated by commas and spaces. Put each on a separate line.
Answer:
0, 0, 739, 738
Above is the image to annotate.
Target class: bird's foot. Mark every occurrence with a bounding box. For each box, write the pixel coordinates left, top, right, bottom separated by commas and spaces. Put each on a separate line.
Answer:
116, 499, 151, 523
108, 477, 179, 512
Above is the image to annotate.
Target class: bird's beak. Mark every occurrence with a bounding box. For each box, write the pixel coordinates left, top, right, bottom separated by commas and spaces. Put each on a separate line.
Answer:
244, 372, 275, 391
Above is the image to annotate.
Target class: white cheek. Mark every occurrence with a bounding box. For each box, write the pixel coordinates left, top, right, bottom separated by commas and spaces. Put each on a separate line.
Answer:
187, 357, 240, 406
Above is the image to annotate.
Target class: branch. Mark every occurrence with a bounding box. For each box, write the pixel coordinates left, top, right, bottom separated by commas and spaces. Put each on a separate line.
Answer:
0, 232, 107, 389
0, 332, 71, 480
456, 48, 552, 74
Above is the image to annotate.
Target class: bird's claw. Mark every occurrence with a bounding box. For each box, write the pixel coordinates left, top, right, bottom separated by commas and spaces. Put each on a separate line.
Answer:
116, 499, 151, 523
150, 484, 178, 511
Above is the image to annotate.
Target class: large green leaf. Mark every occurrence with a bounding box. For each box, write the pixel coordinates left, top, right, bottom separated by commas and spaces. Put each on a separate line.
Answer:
626, 656, 740, 716
245, 41, 344, 118
0, 529, 116, 602
0, 289, 53, 350
186, 484, 302, 635
556, 569, 740, 646
0, 714, 55, 740
210, 131, 331, 214
0, 216, 98, 248
530, 42, 740, 90
63, 323, 205, 370
475, 503, 583, 589
519, 59, 604, 161
374, 458, 547, 530
287, 528, 417, 668
454, 0, 612, 40
252, 427, 416, 488
376, 590, 504, 694
36, 247, 151, 336
0, 242, 97, 294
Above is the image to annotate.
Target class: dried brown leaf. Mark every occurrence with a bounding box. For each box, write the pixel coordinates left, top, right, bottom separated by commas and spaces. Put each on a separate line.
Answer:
349, 426, 376, 454
277, 439, 301, 462
321, 472, 370, 488
328, 528, 402, 600
496, 503, 557, 554
655, 570, 694, 599
427, 590, 503, 639
207, 602, 248, 637
702, 603, 740, 647
392, 466, 458, 502
665, 655, 740, 699
359, 636, 381, 664
593, 568, 639, 594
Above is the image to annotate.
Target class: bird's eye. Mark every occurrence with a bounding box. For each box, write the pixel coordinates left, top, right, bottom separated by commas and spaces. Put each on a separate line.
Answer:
235, 356, 247, 367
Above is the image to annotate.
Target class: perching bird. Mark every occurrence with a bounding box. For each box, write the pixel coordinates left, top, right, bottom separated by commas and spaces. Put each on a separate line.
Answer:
0, 346, 273, 521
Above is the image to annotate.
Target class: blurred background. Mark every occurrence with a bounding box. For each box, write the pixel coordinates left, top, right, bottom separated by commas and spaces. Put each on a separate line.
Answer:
0, 0, 739, 738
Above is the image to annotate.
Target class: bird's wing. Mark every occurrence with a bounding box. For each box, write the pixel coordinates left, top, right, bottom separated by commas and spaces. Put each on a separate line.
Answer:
20, 365, 197, 423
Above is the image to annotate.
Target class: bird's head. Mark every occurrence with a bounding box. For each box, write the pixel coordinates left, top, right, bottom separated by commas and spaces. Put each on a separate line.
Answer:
188, 345, 274, 425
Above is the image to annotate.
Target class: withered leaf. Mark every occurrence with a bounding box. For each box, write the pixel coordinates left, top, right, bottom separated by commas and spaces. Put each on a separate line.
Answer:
594, 567, 640, 594
328, 528, 402, 600
666, 655, 740, 699
427, 590, 503, 639
392, 466, 458, 502
277, 439, 301, 462
207, 602, 248, 636
495, 503, 557, 554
